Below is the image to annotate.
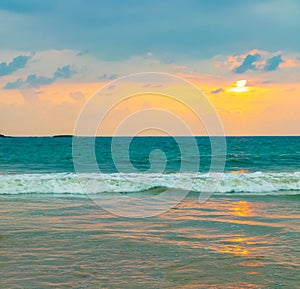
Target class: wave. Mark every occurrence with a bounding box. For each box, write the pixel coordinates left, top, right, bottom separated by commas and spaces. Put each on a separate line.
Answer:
0, 171, 299, 196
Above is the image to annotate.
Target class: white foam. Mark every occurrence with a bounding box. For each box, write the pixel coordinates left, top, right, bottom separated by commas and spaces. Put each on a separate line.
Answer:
0, 172, 299, 196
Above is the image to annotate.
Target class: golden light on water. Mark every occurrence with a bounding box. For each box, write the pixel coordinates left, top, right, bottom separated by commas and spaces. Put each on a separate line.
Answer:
219, 244, 249, 256
230, 200, 252, 217
214, 234, 257, 256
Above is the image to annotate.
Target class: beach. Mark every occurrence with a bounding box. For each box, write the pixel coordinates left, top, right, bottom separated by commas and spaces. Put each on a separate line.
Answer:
2, 1, 300, 287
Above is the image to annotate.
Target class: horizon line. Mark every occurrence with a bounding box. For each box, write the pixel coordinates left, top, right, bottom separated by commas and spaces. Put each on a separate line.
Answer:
1, 134, 300, 138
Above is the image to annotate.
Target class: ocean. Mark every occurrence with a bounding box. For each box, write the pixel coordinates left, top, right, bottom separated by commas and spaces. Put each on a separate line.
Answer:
0, 136, 299, 288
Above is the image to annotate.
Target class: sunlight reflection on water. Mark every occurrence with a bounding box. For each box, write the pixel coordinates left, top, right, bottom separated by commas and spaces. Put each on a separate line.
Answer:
0, 195, 299, 288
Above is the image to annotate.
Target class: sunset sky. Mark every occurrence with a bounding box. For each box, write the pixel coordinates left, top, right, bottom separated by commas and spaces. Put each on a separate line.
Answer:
0, 0, 299, 136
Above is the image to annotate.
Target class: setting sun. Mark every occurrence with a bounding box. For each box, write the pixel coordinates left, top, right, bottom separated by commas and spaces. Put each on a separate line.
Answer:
237, 79, 247, 88
229, 79, 249, 93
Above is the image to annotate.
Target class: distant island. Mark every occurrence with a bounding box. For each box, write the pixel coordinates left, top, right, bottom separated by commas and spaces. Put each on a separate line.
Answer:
52, 135, 74, 138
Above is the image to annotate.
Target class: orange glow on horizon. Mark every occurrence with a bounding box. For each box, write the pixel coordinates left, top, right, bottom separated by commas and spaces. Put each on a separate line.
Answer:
0, 79, 300, 136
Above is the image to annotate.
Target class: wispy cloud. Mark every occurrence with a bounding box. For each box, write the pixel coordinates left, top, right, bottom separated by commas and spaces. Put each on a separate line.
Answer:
210, 88, 224, 94
0, 55, 30, 76
4, 65, 76, 89
70, 91, 85, 101
99, 73, 118, 80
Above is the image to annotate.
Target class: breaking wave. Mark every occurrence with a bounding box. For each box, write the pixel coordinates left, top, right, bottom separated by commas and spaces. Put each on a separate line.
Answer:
0, 172, 299, 196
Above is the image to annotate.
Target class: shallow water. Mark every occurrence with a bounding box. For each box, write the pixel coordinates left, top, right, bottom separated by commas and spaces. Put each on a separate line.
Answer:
1, 195, 299, 288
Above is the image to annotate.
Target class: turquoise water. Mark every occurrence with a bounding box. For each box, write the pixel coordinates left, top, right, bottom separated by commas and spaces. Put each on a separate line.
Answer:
0, 137, 299, 288
1, 136, 300, 174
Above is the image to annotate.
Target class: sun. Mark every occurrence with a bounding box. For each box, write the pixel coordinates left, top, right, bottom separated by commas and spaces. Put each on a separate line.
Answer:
229, 79, 248, 92
236, 79, 247, 88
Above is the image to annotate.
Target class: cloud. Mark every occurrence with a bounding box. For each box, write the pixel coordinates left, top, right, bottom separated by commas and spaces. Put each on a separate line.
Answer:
4, 65, 76, 89
0, 55, 30, 76
4, 78, 23, 89
4, 75, 52, 89
264, 55, 283, 71
70, 91, 85, 101
1, 1, 300, 61
54, 65, 74, 79
233, 53, 260, 73
76, 49, 89, 56
26, 74, 54, 87
107, 84, 116, 90
210, 88, 224, 94
226, 50, 297, 74
99, 73, 118, 80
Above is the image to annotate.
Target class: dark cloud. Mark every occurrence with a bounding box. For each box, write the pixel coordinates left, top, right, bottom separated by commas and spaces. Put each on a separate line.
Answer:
54, 65, 73, 79
264, 55, 283, 71
210, 88, 224, 94
4, 75, 52, 89
4, 78, 23, 89
4, 65, 76, 89
1, 1, 300, 61
99, 74, 118, 80
0, 55, 30, 76
231, 53, 285, 74
25, 74, 54, 87
76, 49, 89, 56
233, 53, 260, 74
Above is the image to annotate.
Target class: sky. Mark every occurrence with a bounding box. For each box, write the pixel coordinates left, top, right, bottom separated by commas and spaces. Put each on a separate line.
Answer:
0, 0, 299, 136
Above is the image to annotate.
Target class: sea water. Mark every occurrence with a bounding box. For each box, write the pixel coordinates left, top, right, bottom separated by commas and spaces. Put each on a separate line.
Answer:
0, 137, 299, 288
